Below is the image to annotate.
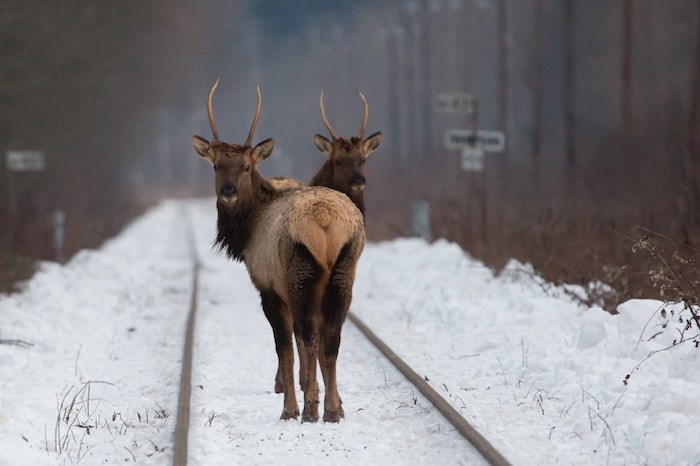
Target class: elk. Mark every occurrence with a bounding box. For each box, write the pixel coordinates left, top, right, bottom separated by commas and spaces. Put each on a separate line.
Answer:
311, 91, 383, 218
192, 80, 365, 423
269, 92, 382, 393
267, 91, 382, 218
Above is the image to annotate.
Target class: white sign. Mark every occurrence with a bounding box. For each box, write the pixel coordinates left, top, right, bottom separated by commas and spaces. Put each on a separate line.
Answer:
461, 146, 484, 172
444, 129, 505, 152
6, 150, 45, 171
436, 93, 475, 114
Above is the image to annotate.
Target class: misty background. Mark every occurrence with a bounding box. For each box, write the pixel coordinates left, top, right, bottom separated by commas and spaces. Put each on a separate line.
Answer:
2, 0, 699, 303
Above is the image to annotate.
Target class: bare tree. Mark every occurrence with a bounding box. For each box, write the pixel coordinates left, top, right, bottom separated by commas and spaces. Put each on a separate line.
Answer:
532, 0, 543, 197
684, 0, 700, 240
564, 0, 577, 202
620, 0, 633, 197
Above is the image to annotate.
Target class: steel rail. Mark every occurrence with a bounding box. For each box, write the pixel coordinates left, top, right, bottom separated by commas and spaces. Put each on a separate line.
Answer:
173, 215, 200, 466
348, 311, 512, 466
173, 211, 509, 466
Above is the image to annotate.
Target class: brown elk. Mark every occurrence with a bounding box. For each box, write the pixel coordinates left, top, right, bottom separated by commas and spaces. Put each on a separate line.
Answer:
192, 80, 365, 423
267, 91, 382, 218
269, 91, 382, 393
311, 91, 383, 218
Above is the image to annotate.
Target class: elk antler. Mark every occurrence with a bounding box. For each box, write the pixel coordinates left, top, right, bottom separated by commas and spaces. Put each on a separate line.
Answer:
208, 78, 221, 141
357, 91, 369, 140
319, 91, 339, 140
245, 83, 262, 147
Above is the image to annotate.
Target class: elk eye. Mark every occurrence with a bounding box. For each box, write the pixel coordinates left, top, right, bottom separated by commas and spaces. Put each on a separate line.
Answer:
244, 164, 251, 172
213, 164, 218, 172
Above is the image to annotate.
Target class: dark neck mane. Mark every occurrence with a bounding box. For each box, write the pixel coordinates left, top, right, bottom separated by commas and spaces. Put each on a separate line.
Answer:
309, 161, 366, 219
215, 172, 279, 261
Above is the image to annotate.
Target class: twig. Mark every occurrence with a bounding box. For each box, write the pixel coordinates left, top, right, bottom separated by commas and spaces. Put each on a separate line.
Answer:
520, 335, 529, 368
594, 411, 616, 446
0, 339, 33, 347
634, 303, 665, 351
496, 357, 508, 387
74, 345, 82, 377
607, 389, 627, 418
625, 332, 700, 385
124, 446, 136, 462
560, 400, 576, 418
633, 225, 698, 252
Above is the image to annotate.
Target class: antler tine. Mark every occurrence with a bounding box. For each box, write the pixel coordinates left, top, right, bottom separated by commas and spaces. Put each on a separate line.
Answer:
319, 91, 339, 140
245, 83, 263, 147
207, 78, 221, 141
357, 90, 369, 139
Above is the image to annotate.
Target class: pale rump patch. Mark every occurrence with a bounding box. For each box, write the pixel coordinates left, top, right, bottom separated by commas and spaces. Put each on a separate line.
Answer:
243, 186, 364, 298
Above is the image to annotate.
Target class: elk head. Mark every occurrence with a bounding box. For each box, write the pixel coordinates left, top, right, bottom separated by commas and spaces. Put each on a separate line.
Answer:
192, 79, 274, 209
313, 91, 383, 193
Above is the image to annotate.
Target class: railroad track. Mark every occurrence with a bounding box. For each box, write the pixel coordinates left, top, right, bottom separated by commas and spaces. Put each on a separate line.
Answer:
174, 209, 511, 466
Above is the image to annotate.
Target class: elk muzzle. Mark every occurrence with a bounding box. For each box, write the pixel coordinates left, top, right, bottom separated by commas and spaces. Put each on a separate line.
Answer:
350, 174, 366, 191
220, 183, 237, 200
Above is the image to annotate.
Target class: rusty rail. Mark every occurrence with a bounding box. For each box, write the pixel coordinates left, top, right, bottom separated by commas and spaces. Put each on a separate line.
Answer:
348, 312, 511, 466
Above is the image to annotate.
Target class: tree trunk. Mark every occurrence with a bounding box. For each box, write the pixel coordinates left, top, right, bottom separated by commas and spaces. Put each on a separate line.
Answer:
684, 1, 700, 236
620, 0, 633, 199
532, 0, 543, 198
564, 0, 577, 204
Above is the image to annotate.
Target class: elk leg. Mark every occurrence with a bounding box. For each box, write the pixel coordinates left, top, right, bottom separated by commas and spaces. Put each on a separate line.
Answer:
287, 243, 323, 423
319, 330, 343, 422
260, 289, 298, 420
294, 327, 307, 392
300, 329, 320, 423
274, 364, 283, 394
320, 242, 356, 422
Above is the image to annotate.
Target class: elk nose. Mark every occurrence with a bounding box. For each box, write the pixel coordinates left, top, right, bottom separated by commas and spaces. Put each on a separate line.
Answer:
350, 174, 366, 186
220, 184, 237, 198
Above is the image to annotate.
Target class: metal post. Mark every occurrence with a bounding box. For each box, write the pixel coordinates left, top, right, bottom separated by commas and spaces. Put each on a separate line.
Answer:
7, 171, 17, 243
53, 210, 65, 262
411, 200, 432, 241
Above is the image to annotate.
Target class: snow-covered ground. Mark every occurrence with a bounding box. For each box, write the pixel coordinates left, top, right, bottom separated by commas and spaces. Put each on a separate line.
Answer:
1, 199, 699, 465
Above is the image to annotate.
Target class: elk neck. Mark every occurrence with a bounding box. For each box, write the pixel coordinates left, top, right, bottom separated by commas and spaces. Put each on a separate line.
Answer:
214, 171, 280, 262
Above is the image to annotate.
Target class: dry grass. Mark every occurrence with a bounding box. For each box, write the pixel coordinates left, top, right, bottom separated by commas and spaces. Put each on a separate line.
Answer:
0, 197, 153, 295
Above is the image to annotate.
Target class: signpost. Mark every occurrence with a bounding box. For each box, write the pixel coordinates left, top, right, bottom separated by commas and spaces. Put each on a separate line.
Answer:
435, 93, 475, 114
5, 150, 46, 243
6, 150, 46, 172
461, 145, 485, 172
444, 129, 505, 153
436, 92, 506, 241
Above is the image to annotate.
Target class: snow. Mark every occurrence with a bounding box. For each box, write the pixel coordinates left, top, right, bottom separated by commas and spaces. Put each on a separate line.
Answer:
1, 198, 699, 465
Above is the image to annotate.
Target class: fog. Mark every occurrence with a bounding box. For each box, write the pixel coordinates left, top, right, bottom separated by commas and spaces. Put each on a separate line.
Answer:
2, 0, 699, 297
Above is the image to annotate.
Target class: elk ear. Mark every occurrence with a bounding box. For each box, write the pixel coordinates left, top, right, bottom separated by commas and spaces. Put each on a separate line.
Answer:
252, 138, 275, 164
192, 135, 214, 164
314, 134, 333, 159
362, 131, 383, 158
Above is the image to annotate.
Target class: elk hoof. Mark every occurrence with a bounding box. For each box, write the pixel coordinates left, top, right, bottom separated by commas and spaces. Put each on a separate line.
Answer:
301, 414, 319, 424
274, 380, 283, 394
323, 410, 342, 423
280, 409, 299, 421
301, 401, 319, 423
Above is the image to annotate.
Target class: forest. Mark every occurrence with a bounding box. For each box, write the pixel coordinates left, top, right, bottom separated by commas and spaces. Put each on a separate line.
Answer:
1, 0, 699, 307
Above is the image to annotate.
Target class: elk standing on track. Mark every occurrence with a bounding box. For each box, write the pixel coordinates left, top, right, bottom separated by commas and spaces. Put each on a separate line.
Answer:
269, 92, 382, 393
192, 80, 365, 423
